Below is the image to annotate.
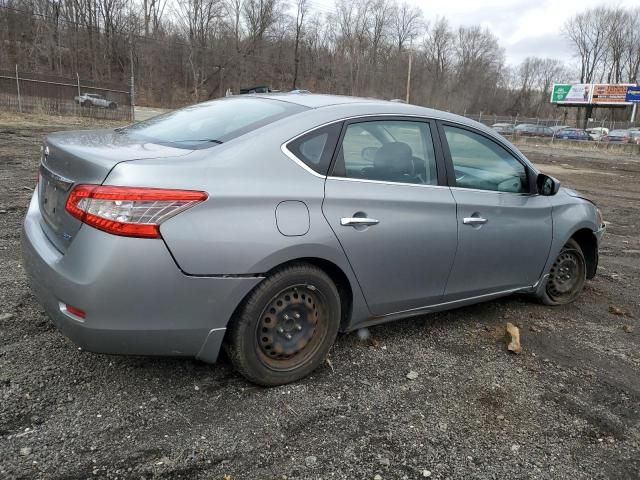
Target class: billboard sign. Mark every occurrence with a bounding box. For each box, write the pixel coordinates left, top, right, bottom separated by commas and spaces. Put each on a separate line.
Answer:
551, 84, 592, 104
626, 86, 640, 104
592, 84, 635, 105
552, 83, 638, 105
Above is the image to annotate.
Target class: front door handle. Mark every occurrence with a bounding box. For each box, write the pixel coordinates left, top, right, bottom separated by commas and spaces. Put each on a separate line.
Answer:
463, 217, 488, 225
340, 217, 380, 227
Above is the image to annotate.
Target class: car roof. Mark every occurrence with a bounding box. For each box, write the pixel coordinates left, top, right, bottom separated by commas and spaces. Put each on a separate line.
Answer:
247, 92, 485, 127
252, 93, 390, 108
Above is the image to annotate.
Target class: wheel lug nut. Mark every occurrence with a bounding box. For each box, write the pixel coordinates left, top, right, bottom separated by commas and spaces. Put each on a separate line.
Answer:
296, 324, 302, 331
277, 327, 284, 334
285, 333, 292, 340
283, 314, 290, 321
294, 312, 301, 319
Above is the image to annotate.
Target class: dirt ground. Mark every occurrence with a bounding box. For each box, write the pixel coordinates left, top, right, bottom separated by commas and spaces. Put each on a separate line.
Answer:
1, 114, 639, 480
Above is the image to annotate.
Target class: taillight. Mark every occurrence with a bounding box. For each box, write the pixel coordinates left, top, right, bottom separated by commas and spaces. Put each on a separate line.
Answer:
65, 185, 208, 238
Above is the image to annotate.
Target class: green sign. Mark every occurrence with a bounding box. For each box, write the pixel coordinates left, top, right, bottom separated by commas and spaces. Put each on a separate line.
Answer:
551, 84, 592, 104
551, 84, 571, 103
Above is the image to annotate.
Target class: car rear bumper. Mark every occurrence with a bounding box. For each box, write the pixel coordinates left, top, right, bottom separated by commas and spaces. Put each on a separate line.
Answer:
21, 190, 263, 363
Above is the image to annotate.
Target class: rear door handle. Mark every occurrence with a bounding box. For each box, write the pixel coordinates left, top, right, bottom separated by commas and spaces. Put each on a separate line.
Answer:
340, 217, 380, 227
463, 217, 488, 225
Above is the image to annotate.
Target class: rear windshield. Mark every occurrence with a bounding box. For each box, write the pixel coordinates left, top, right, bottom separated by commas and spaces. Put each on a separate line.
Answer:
123, 97, 307, 148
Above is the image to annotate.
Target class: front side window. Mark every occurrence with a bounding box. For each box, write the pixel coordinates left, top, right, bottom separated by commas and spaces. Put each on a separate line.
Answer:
333, 120, 438, 185
443, 126, 528, 193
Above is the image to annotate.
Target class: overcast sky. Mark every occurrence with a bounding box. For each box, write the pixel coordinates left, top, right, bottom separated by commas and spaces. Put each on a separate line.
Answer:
309, 0, 639, 66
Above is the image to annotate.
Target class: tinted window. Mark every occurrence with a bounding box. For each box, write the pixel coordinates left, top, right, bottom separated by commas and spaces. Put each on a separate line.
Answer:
124, 97, 306, 148
333, 120, 438, 185
286, 123, 342, 174
443, 126, 528, 193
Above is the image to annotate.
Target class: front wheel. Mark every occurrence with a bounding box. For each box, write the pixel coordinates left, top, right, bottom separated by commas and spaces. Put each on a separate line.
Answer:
538, 238, 586, 305
225, 263, 341, 386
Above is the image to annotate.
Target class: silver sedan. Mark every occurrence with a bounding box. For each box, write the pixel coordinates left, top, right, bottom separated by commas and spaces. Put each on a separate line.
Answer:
22, 94, 605, 385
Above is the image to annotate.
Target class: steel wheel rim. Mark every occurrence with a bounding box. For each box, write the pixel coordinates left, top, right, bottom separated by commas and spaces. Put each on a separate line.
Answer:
547, 250, 583, 302
255, 284, 328, 372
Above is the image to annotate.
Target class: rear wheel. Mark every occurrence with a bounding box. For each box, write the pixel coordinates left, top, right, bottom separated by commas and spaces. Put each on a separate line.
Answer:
225, 263, 340, 386
538, 238, 586, 305
82, 100, 91, 107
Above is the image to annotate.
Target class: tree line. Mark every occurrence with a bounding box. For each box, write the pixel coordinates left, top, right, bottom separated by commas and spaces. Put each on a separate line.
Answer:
0, 0, 638, 117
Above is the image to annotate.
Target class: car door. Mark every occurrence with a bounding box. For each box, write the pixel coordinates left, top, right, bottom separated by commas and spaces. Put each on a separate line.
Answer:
322, 117, 458, 315
438, 123, 553, 301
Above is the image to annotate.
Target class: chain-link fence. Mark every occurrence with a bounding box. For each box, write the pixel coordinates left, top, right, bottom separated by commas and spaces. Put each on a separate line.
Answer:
462, 113, 637, 131
0, 68, 132, 121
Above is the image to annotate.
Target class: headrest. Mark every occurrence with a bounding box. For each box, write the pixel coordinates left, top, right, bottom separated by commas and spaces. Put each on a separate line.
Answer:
374, 142, 413, 174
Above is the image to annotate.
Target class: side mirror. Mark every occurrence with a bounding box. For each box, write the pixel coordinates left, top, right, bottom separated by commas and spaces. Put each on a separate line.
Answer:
537, 173, 561, 196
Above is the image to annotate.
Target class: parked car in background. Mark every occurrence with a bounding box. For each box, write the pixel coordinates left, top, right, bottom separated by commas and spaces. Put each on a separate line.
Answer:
550, 125, 571, 134
628, 130, 640, 145
23, 94, 605, 386
74, 93, 117, 109
491, 123, 514, 135
515, 124, 554, 137
240, 85, 273, 94
604, 129, 632, 143
554, 128, 591, 141
585, 127, 609, 141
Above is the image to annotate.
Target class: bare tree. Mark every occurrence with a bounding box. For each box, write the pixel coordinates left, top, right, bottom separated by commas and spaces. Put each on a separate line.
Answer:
291, 0, 308, 89
391, 1, 422, 52
243, 0, 278, 52
422, 16, 453, 107
175, 0, 224, 100
563, 8, 611, 83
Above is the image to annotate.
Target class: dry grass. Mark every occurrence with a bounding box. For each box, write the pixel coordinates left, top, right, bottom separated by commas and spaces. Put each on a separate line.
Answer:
0, 110, 126, 129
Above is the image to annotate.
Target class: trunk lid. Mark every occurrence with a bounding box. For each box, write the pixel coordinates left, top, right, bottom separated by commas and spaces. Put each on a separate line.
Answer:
38, 129, 193, 252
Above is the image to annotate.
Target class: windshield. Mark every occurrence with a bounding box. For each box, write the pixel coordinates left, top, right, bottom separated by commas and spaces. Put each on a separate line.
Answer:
123, 97, 307, 148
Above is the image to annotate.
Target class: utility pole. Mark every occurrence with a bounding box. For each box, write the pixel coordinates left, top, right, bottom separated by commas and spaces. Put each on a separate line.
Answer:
15, 65, 21, 113
130, 46, 135, 122
631, 80, 638, 124
405, 49, 412, 104
218, 65, 224, 98
128, 4, 135, 122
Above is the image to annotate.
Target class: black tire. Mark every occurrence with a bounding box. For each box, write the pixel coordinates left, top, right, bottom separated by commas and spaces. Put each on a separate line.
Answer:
538, 238, 586, 305
82, 100, 91, 107
224, 263, 340, 386
108, 102, 117, 109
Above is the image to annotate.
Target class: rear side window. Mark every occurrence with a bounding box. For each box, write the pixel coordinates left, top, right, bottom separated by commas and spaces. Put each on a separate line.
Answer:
286, 123, 342, 175
333, 120, 438, 185
124, 97, 307, 149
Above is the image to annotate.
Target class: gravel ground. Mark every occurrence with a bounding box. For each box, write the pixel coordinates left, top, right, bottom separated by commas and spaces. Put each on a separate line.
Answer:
1, 116, 639, 479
